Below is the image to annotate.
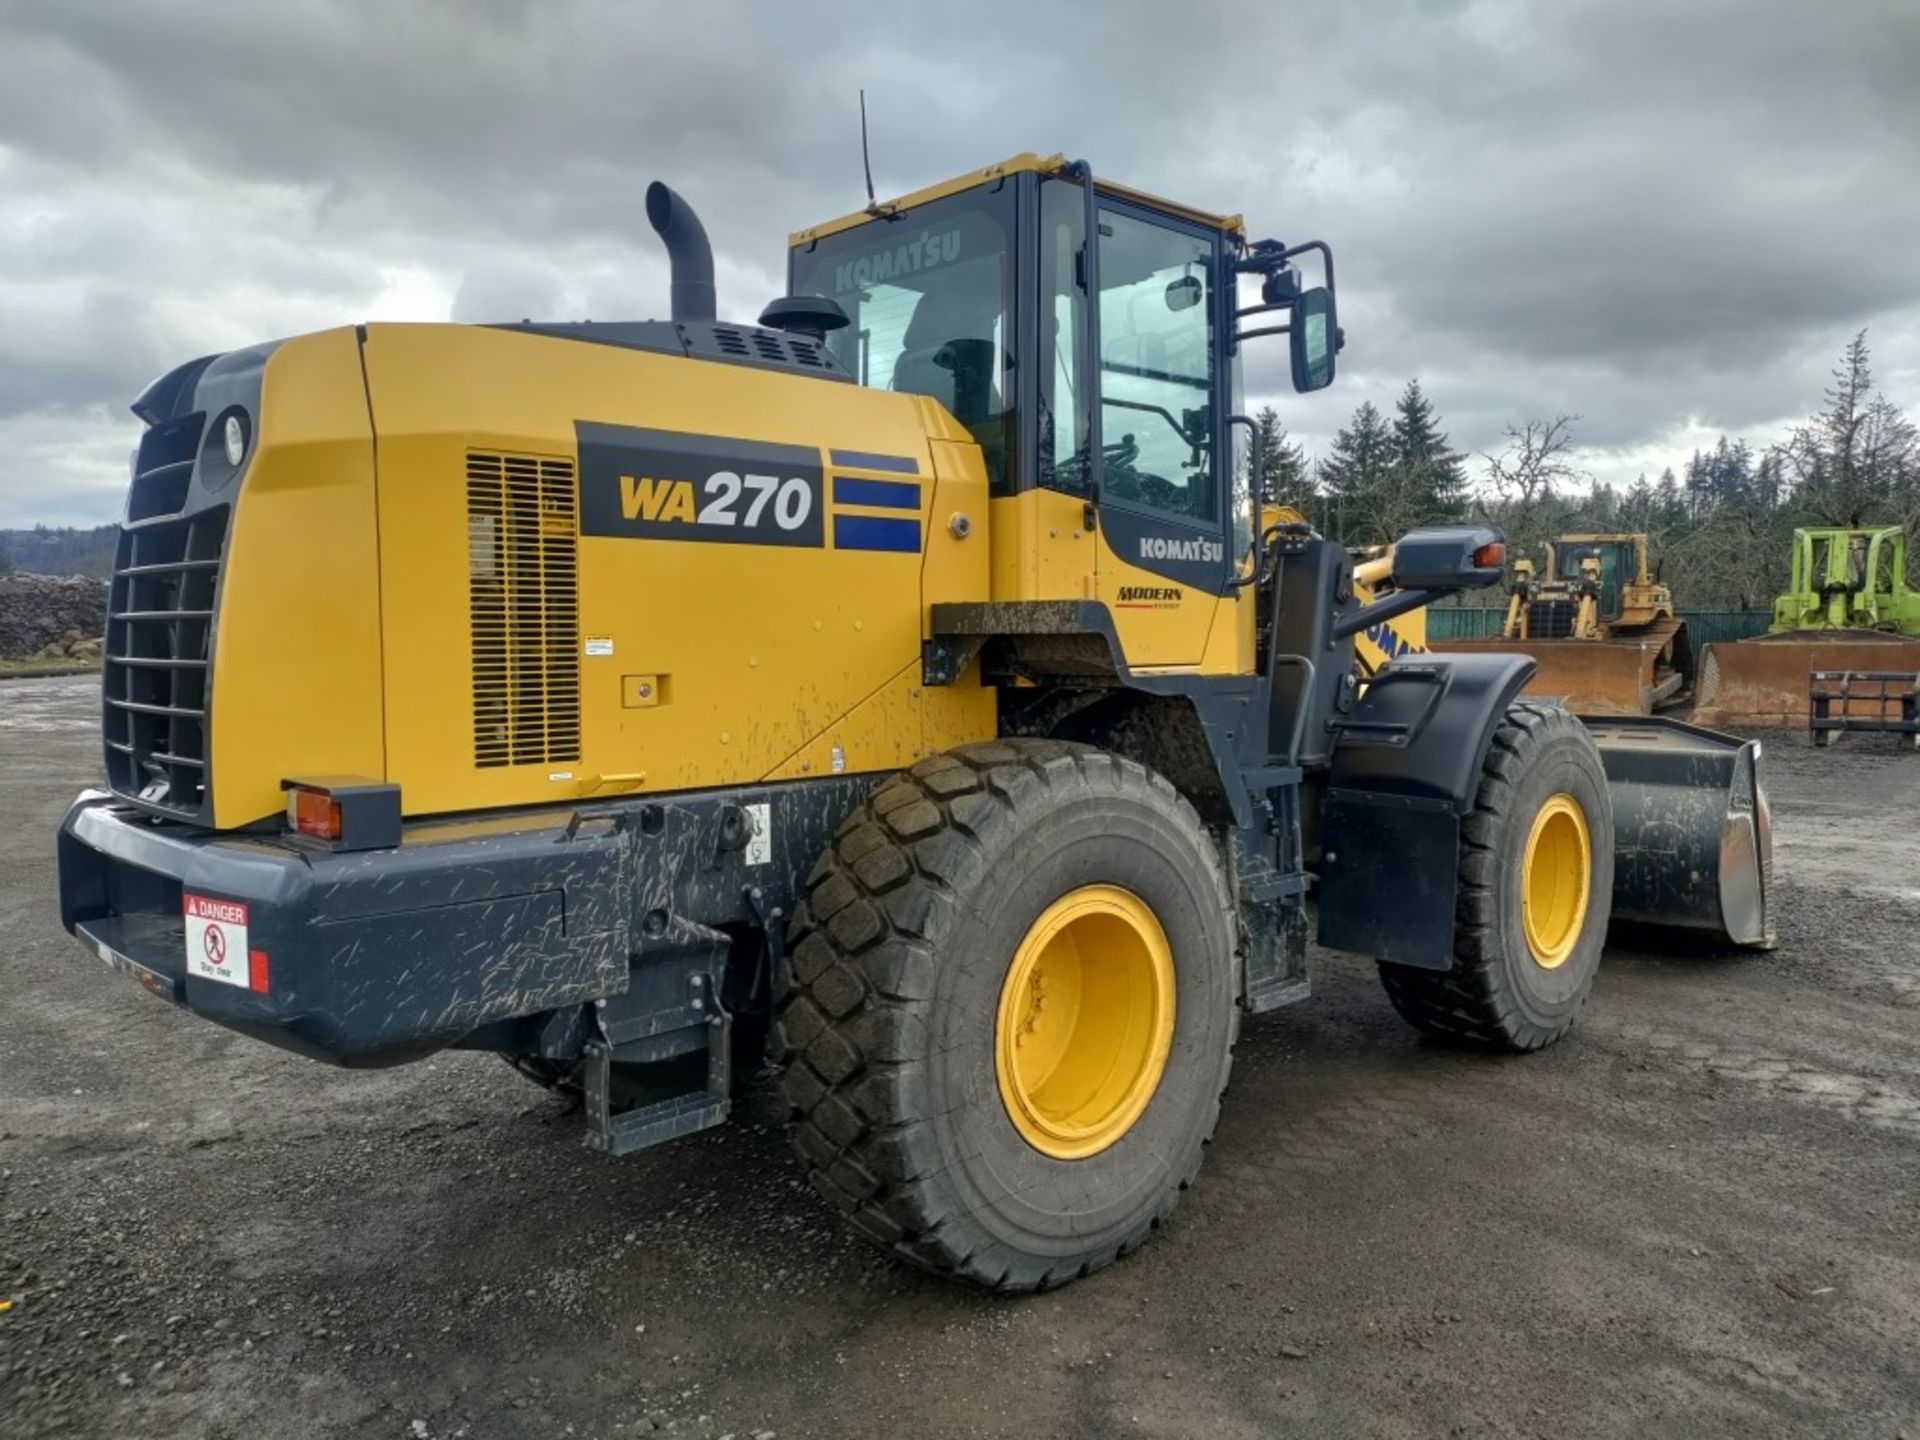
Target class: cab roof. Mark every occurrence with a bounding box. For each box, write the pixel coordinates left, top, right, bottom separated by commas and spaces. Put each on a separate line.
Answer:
788, 151, 1247, 247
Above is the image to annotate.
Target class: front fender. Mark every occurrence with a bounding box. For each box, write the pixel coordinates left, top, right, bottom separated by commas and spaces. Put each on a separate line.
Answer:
1315, 654, 1536, 969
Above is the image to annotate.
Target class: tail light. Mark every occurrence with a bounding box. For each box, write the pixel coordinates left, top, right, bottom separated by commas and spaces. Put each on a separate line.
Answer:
281, 777, 402, 852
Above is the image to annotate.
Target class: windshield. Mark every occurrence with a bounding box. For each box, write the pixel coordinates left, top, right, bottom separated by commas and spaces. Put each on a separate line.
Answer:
1556, 541, 1627, 616
790, 188, 1013, 490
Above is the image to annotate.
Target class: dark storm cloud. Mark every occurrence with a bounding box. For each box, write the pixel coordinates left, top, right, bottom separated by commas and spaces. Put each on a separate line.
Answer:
2, 0, 1916, 523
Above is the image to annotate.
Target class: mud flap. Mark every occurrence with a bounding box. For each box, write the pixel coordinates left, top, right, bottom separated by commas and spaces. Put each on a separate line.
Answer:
1581, 716, 1773, 948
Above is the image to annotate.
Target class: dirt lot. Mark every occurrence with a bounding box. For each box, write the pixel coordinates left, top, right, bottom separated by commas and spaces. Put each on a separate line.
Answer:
3, 675, 1917, 1439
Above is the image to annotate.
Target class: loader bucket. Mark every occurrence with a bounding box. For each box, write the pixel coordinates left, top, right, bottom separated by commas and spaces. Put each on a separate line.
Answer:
1581, 716, 1773, 948
1434, 634, 1680, 715
1692, 633, 1920, 730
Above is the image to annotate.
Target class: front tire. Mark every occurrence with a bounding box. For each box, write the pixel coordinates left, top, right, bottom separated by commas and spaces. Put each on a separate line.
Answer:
776, 740, 1238, 1292
1378, 701, 1614, 1051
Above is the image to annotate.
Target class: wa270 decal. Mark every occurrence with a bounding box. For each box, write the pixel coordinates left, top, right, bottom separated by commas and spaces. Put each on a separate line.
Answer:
576, 421, 825, 547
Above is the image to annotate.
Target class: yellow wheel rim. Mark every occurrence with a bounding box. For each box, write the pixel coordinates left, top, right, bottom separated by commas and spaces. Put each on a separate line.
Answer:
1521, 792, 1592, 970
995, 884, 1176, 1160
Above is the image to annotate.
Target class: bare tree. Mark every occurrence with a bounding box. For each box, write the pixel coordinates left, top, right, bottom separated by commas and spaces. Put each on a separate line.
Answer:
1475, 416, 1589, 565
1482, 415, 1586, 511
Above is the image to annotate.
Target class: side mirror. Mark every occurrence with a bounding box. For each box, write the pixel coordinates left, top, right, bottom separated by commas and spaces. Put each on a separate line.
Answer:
1389, 526, 1507, 592
1290, 286, 1337, 392
1165, 275, 1204, 312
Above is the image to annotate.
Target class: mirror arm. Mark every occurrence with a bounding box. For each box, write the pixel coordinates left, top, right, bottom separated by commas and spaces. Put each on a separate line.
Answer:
1237, 324, 1294, 343
1331, 586, 1444, 642
1280, 239, 1336, 294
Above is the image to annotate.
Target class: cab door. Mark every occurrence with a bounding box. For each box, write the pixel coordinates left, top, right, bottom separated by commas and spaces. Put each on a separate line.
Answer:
1087, 201, 1230, 666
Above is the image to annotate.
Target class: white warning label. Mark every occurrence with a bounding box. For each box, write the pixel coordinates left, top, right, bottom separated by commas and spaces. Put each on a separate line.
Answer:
745, 802, 772, 866
184, 893, 253, 989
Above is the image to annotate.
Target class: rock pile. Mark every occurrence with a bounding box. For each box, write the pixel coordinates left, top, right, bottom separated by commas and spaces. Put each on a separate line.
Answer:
0, 574, 110, 660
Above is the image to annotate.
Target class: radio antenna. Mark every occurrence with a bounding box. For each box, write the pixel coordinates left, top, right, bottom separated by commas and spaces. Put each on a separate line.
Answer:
860, 89, 877, 210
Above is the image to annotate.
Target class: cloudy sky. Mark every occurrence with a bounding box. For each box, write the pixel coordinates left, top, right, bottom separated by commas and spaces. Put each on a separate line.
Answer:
3, 0, 1918, 526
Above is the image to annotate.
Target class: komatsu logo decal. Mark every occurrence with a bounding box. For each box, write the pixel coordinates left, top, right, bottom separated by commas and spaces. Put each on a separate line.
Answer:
1139, 536, 1223, 564
833, 228, 962, 292
576, 421, 824, 548
1362, 621, 1426, 661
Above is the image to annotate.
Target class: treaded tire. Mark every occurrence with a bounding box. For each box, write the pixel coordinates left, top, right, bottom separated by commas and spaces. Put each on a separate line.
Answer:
1377, 700, 1614, 1051
776, 739, 1239, 1292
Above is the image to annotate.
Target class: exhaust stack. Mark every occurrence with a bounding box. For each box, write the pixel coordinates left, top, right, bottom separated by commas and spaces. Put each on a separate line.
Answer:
645, 181, 717, 323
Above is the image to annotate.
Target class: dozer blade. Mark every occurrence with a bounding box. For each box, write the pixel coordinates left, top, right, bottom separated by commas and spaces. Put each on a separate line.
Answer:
1581, 716, 1773, 949
1433, 634, 1676, 716
1692, 633, 1920, 730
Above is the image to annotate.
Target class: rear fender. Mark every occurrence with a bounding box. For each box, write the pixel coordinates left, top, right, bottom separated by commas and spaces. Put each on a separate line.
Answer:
1316, 654, 1536, 969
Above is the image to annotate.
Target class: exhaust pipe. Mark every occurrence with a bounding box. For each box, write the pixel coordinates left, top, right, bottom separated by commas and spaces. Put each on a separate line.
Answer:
645, 181, 716, 323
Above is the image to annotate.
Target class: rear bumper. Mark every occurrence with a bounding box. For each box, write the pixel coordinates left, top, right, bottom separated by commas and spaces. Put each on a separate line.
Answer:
58, 790, 630, 1065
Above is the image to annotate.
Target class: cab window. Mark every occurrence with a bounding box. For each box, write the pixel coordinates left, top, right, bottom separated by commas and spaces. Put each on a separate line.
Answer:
1096, 209, 1216, 523
790, 191, 1014, 492
1557, 542, 1626, 617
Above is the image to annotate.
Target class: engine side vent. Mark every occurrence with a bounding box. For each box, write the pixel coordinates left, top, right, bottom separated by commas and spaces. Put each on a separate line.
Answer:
466, 453, 581, 769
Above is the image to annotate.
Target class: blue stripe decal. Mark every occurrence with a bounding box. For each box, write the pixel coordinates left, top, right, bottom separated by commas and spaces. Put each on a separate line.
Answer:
833, 476, 921, 510
829, 448, 921, 474
835, 515, 922, 553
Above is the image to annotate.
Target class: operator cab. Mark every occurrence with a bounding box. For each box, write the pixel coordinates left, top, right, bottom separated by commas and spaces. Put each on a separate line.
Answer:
1549, 537, 1637, 622
786, 154, 1340, 601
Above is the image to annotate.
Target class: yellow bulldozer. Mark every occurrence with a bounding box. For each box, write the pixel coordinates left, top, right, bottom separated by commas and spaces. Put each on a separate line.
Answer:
1435, 532, 1691, 714
58, 153, 1771, 1293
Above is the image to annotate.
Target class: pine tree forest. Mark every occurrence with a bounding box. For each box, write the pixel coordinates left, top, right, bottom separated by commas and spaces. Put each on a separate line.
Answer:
1249, 333, 1920, 609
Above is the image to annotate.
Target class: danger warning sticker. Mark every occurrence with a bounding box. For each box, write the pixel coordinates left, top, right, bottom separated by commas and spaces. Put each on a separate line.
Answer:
183, 894, 266, 992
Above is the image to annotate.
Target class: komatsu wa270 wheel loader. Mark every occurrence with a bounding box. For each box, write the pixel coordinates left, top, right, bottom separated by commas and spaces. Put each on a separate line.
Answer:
59, 153, 1771, 1291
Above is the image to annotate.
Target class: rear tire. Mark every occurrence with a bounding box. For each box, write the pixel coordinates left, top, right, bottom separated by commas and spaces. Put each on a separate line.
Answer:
1378, 701, 1613, 1051
776, 740, 1238, 1292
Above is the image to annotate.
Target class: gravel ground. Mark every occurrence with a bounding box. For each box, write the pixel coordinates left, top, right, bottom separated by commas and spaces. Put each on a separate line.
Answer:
3, 675, 1917, 1439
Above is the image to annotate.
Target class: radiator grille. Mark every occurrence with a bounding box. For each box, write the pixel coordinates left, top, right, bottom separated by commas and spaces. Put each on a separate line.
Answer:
1526, 599, 1578, 639
103, 501, 228, 819
467, 453, 581, 768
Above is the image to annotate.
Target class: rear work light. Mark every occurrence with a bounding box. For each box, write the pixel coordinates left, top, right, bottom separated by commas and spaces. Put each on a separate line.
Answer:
280, 777, 403, 852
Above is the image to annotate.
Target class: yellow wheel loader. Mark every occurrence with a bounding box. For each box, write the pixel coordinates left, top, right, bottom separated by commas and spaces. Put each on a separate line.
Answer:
59, 154, 1771, 1292
1433, 533, 1690, 714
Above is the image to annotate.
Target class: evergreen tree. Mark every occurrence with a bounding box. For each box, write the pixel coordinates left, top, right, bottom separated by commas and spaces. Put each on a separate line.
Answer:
1622, 472, 1655, 531
1582, 481, 1619, 528
1654, 467, 1687, 530
1781, 331, 1919, 525
1703, 435, 1753, 508
1684, 448, 1713, 520
1317, 400, 1396, 544
1388, 379, 1468, 522
1251, 405, 1307, 500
